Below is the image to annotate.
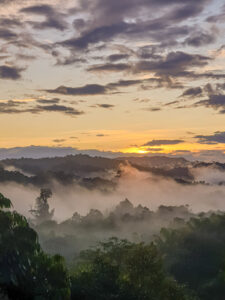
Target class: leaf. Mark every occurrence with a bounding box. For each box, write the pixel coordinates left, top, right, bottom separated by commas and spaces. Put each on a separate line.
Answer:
0, 193, 12, 209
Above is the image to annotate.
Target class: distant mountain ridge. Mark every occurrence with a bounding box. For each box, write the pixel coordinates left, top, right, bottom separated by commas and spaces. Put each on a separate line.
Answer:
0, 146, 126, 160
0, 154, 224, 190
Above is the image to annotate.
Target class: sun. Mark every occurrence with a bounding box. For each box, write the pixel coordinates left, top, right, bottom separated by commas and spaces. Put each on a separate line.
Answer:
122, 147, 150, 154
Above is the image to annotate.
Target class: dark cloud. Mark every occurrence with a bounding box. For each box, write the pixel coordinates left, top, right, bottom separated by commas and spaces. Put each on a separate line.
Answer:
164, 100, 180, 106
137, 46, 161, 60
85, 51, 211, 88
195, 131, 225, 144
184, 31, 216, 47
44, 75, 181, 98
59, 0, 209, 52
20, 4, 67, 31
87, 63, 130, 72
53, 139, 66, 143
97, 104, 115, 109
107, 79, 142, 88
132, 51, 210, 77
45, 78, 145, 96
0, 100, 84, 117
59, 22, 129, 50
0, 17, 22, 28
0, 0, 24, 4
45, 84, 108, 96
36, 98, 60, 104
20, 4, 54, 15
0, 100, 36, 114
143, 139, 184, 146
36, 104, 84, 116
0, 29, 17, 40
180, 87, 203, 97
55, 54, 86, 66
142, 107, 161, 112
195, 94, 225, 113
0, 65, 23, 80
107, 54, 130, 62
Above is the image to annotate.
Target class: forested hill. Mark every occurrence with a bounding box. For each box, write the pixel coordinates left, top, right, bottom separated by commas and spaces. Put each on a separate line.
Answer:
0, 155, 224, 189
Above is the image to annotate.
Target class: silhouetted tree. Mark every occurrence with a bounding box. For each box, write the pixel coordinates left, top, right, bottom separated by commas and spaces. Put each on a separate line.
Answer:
30, 188, 54, 224
0, 193, 70, 299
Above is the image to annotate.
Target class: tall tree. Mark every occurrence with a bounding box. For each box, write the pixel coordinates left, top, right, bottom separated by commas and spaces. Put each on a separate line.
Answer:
30, 188, 54, 224
0, 193, 70, 300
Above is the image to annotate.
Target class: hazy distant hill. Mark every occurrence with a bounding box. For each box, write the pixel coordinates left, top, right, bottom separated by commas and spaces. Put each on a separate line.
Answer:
0, 146, 125, 160
0, 154, 224, 189
116, 156, 189, 168
2, 154, 120, 175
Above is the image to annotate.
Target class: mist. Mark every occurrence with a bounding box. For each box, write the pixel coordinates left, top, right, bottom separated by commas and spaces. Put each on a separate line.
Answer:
1, 164, 225, 222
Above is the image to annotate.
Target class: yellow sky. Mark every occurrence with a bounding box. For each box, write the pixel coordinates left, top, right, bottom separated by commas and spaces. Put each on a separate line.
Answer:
0, 0, 225, 155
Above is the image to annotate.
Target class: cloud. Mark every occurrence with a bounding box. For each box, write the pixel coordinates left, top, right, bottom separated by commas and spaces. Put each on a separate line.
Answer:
83, 51, 215, 90
107, 54, 130, 62
59, 22, 129, 50
0, 17, 22, 28
195, 131, 225, 144
63, 0, 209, 52
36, 98, 60, 104
35, 104, 84, 116
0, 100, 84, 117
206, 4, 225, 23
45, 84, 108, 96
54, 53, 86, 66
45, 78, 144, 96
20, 4, 67, 31
132, 51, 210, 77
142, 107, 161, 112
143, 139, 184, 146
0, 100, 36, 114
107, 79, 142, 88
96, 134, 107, 137
0, 65, 23, 80
88, 63, 130, 73
0, 29, 17, 40
97, 104, 115, 109
53, 139, 66, 143
195, 94, 225, 113
180, 87, 203, 97
184, 31, 216, 47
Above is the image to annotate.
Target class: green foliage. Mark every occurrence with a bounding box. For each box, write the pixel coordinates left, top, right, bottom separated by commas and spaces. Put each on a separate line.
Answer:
70, 237, 194, 300
0, 193, 12, 209
1, 190, 225, 300
0, 193, 70, 300
157, 214, 225, 300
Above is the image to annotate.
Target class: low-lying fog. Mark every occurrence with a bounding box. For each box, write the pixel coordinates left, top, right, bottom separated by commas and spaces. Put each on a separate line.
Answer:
1, 164, 225, 221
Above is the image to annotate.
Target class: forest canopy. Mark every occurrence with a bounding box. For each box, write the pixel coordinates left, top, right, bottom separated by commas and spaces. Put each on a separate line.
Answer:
0, 191, 225, 299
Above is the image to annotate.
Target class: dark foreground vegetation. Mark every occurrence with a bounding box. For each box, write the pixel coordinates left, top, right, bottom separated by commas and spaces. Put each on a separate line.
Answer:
0, 191, 225, 299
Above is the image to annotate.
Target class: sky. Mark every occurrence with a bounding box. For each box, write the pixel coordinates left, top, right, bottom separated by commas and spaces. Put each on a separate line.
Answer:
0, 0, 225, 159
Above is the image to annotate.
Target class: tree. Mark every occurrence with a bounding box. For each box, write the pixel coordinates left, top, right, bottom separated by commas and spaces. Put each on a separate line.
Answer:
0, 193, 70, 300
30, 188, 54, 224
157, 214, 225, 300
70, 237, 196, 300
